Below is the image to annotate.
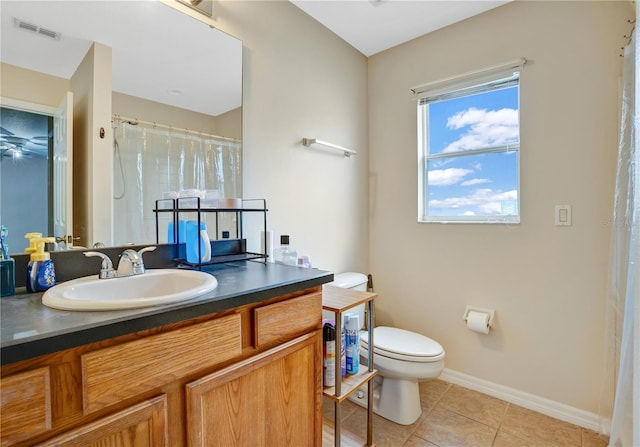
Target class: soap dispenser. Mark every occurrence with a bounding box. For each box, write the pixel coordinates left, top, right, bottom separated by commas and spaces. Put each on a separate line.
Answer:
24, 233, 56, 293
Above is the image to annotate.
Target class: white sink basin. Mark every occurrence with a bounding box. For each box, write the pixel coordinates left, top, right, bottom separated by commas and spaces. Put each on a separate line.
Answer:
42, 269, 218, 311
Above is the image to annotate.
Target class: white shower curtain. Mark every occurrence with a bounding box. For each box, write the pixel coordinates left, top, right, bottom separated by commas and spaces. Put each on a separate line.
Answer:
601, 11, 639, 447
112, 121, 242, 246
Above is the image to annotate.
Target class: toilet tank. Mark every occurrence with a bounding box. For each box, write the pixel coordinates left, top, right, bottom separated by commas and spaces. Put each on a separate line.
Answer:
329, 272, 368, 291
323, 272, 368, 329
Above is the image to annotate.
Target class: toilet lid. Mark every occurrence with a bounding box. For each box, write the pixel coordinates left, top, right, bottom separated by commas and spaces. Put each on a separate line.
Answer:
361, 326, 444, 360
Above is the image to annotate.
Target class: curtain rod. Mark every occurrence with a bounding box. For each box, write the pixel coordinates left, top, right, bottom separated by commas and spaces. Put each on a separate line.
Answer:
112, 114, 241, 143
410, 57, 526, 95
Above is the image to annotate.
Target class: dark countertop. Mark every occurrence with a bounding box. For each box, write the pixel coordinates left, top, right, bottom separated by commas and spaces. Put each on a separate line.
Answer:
1, 261, 333, 366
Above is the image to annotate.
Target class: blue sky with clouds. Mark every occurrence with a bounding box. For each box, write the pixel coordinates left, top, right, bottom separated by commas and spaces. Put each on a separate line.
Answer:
426, 86, 519, 217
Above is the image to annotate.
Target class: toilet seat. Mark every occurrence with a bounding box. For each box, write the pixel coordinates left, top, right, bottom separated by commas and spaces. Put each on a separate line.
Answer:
361, 326, 444, 363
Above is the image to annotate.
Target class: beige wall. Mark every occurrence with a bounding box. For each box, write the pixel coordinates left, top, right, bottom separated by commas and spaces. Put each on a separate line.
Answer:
0, 63, 70, 106
71, 43, 113, 247
368, 0, 630, 414
112, 92, 241, 140
216, 1, 369, 273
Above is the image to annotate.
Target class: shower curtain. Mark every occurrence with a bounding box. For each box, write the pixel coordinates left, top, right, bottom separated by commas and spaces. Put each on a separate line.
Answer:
112, 121, 242, 246
601, 12, 639, 447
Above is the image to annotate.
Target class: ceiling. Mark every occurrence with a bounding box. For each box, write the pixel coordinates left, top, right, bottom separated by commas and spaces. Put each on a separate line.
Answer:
1, 0, 510, 138
290, 0, 511, 56
0, 1, 242, 118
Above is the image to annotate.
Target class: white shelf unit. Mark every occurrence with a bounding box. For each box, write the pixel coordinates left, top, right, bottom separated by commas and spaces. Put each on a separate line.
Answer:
322, 285, 377, 447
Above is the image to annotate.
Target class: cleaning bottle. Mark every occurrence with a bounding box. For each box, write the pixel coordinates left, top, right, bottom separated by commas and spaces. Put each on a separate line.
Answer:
24, 233, 56, 293
341, 314, 348, 378
323, 322, 336, 387
345, 314, 360, 375
274, 235, 298, 266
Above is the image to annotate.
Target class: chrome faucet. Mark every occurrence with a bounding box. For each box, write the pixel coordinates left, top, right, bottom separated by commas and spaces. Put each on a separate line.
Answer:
116, 246, 157, 277
84, 246, 157, 279
84, 251, 117, 279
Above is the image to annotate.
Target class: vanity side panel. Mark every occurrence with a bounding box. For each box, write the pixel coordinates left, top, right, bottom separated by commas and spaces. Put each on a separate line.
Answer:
82, 314, 241, 414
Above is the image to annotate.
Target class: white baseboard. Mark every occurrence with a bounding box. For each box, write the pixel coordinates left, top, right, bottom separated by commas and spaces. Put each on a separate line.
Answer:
440, 368, 607, 432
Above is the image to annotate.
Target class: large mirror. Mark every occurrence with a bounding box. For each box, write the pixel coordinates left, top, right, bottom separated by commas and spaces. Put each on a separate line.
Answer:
0, 0, 242, 253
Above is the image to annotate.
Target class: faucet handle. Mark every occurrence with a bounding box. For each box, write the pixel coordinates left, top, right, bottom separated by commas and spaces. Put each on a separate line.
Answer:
84, 251, 116, 279
136, 246, 156, 273
138, 246, 157, 256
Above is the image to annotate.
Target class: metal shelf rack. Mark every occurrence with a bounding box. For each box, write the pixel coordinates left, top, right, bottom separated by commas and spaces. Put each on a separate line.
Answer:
153, 197, 268, 269
322, 285, 377, 447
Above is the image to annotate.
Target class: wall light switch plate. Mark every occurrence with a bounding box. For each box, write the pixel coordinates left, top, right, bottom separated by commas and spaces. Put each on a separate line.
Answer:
555, 205, 572, 226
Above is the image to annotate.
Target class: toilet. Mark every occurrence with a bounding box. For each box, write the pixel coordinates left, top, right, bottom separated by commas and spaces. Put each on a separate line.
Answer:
323, 272, 445, 425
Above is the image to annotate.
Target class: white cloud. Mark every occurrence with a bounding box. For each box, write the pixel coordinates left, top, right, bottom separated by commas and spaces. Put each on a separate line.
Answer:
428, 168, 473, 186
461, 178, 490, 186
443, 107, 519, 153
429, 189, 517, 215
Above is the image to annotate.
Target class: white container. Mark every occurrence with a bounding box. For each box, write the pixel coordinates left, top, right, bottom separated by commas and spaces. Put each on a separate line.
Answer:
202, 189, 219, 207
274, 235, 297, 266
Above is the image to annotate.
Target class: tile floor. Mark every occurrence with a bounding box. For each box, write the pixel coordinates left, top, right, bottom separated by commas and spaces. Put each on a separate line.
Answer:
322, 379, 608, 447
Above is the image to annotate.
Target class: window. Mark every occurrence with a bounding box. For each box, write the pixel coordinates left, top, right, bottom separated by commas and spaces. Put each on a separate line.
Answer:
417, 61, 523, 224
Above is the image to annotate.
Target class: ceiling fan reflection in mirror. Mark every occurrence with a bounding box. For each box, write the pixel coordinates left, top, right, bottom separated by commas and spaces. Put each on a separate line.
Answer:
0, 126, 48, 159
0, 108, 50, 159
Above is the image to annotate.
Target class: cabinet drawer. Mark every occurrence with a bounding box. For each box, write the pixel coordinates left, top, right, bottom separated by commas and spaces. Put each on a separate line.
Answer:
254, 292, 322, 347
1, 367, 52, 447
82, 313, 241, 414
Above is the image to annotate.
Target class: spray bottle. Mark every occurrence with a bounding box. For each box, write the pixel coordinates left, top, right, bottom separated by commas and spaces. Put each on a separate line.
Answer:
322, 322, 336, 387
345, 314, 360, 375
24, 233, 56, 293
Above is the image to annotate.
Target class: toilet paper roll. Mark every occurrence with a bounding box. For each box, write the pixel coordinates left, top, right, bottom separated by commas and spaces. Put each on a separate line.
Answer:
466, 310, 491, 334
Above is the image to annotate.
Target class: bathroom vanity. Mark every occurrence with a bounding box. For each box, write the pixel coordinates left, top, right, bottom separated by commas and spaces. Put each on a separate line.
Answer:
0, 262, 332, 447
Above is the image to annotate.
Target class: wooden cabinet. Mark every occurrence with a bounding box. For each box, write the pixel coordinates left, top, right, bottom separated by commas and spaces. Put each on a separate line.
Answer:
186, 331, 322, 447
81, 314, 242, 414
35, 395, 168, 447
0, 367, 51, 446
0, 288, 323, 447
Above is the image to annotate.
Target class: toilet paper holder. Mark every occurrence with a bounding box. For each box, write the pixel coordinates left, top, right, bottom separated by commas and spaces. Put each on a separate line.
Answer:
462, 306, 495, 327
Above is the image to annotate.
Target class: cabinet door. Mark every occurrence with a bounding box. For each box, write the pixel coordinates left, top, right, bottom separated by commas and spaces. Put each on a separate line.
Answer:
0, 367, 52, 447
187, 331, 322, 447
35, 395, 167, 447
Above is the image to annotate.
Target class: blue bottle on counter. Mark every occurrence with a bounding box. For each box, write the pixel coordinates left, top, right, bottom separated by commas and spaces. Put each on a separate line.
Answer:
24, 233, 57, 293
0, 257, 15, 297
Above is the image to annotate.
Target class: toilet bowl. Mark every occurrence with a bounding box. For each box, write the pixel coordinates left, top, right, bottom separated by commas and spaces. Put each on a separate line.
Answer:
323, 272, 445, 426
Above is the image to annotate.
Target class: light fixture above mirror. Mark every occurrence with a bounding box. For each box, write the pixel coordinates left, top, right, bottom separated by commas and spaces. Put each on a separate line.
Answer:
176, 0, 213, 17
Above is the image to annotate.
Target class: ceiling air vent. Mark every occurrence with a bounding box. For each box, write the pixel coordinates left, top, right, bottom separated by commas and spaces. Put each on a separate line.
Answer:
13, 17, 61, 40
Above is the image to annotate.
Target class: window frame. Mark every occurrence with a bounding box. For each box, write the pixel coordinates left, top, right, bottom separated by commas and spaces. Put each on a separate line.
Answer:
415, 60, 524, 224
